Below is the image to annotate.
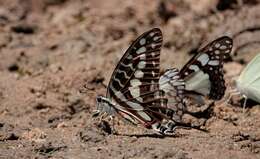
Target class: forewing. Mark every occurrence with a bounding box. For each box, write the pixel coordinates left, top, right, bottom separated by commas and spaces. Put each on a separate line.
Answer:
180, 36, 233, 100
105, 28, 168, 123
107, 28, 162, 102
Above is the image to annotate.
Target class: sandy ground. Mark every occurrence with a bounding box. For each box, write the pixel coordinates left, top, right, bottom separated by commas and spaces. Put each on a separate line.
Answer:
0, 0, 260, 158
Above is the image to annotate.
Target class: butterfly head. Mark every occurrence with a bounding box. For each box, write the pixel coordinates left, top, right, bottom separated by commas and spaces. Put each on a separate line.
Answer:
93, 95, 116, 118
234, 79, 244, 95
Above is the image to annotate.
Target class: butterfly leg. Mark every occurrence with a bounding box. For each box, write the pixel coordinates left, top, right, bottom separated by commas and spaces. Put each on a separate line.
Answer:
224, 90, 240, 106
242, 95, 247, 114
164, 120, 177, 133
109, 115, 118, 135
151, 120, 178, 135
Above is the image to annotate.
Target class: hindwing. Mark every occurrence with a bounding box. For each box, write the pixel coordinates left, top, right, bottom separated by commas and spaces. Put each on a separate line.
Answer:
179, 36, 233, 100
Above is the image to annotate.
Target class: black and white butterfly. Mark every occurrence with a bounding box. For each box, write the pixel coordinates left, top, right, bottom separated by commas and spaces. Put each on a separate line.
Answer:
94, 28, 185, 134
160, 36, 233, 105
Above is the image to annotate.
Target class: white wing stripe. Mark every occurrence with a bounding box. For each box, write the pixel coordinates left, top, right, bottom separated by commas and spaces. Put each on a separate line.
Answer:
116, 69, 130, 79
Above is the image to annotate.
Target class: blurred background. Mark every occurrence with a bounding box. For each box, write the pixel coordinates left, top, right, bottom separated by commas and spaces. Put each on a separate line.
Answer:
0, 0, 260, 158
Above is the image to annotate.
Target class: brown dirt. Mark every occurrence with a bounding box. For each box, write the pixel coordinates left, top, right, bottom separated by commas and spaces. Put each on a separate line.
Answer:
0, 0, 260, 158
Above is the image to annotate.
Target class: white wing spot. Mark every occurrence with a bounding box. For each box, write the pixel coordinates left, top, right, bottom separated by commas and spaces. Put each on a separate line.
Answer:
129, 87, 140, 98
215, 43, 221, 48
208, 60, 219, 66
225, 49, 230, 53
127, 55, 133, 59
136, 46, 147, 54
149, 32, 155, 37
215, 50, 220, 54
209, 47, 213, 51
139, 54, 146, 60
135, 70, 144, 78
189, 65, 200, 72
226, 40, 231, 44
215, 55, 220, 59
138, 61, 146, 69
139, 38, 146, 45
130, 79, 142, 87
185, 72, 189, 75
197, 53, 209, 66
209, 67, 213, 70
219, 45, 227, 50
153, 36, 159, 41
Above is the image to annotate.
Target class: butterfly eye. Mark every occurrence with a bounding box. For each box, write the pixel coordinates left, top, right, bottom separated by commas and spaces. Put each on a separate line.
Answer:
92, 110, 100, 117
96, 96, 102, 103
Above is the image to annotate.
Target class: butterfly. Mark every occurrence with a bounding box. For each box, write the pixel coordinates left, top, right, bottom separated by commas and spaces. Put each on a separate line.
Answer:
160, 36, 233, 105
94, 28, 185, 134
233, 54, 260, 109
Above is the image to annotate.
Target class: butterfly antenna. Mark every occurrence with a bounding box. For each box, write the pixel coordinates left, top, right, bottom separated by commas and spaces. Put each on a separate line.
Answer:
79, 83, 97, 94
101, 82, 107, 89
175, 124, 208, 132
79, 80, 107, 94
109, 115, 118, 135
224, 88, 240, 106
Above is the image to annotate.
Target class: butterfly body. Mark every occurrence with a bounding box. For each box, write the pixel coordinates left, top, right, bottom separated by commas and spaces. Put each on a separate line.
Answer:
95, 96, 117, 117
94, 28, 185, 134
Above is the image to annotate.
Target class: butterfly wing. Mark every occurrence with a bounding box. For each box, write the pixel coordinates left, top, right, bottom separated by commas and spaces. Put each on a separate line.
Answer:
106, 28, 174, 127
107, 28, 162, 105
179, 36, 233, 101
237, 54, 260, 103
238, 54, 260, 85
159, 68, 186, 121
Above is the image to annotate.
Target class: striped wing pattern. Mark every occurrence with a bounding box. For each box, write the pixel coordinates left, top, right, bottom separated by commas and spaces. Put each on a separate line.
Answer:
159, 68, 186, 122
179, 36, 233, 100
106, 28, 182, 130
